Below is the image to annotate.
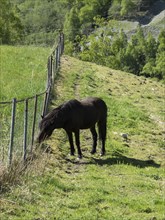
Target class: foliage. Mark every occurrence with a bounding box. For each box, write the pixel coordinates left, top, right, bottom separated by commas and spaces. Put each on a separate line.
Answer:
154, 29, 165, 79
62, 0, 164, 80
77, 26, 165, 80
64, 6, 81, 42
0, 0, 23, 44
1, 0, 161, 46
108, 0, 156, 19
63, 0, 111, 41
1, 0, 164, 79
120, 0, 136, 17
12, 0, 67, 45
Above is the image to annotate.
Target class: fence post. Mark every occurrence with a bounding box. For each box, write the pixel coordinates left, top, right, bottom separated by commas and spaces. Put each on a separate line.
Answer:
58, 44, 61, 66
42, 91, 48, 117
62, 33, 64, 53
31, 95, 38, 150
8, 98, 16, 166
52, 51, 56, 80
55, 47, 59, 70
49, 56, 53, 83
60, 33, 64, 54
23, 99, 28, 162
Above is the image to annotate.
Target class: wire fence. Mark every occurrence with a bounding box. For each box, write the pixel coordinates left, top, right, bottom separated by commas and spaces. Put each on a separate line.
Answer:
0, 33, 64, 167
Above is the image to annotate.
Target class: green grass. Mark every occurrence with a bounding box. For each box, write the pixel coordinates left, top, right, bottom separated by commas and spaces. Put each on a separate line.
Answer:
0, 45, 50, 101
0, 55, 164, 219
0, 45, 51, 163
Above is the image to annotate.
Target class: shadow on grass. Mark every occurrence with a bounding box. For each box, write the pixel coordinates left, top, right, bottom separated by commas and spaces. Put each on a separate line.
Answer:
92, 153, 160, 168
66, 153, 160, 168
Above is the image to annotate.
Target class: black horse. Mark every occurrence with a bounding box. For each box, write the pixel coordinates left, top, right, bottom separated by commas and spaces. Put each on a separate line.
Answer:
38, 97, 107, 158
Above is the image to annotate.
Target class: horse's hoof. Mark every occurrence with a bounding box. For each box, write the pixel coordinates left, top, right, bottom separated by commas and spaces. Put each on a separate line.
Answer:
78, 154, 82, 159
100, 152, 105, 156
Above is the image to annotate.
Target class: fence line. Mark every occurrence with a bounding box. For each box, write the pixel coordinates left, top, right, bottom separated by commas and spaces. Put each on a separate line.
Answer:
0, 33, 64, 167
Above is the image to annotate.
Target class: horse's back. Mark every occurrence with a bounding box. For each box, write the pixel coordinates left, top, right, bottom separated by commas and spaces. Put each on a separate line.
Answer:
80, 97, 107, 123
81, 97, 107, 115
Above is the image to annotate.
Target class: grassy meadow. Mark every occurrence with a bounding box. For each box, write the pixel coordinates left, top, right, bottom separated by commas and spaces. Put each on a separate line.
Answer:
0, 55, 165, 219
0, 45, 50, 164
0, 45, 50, 101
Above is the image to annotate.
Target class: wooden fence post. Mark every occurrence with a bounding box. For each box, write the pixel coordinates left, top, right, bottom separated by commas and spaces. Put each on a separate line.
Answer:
31, 95, 38, 150
8, 98, 16, 166
23, 99, 28, 162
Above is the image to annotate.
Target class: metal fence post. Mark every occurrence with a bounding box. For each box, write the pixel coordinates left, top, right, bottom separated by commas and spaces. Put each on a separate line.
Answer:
49, 56, 53, 84
58, 44, 60, 66
61, 33, 64, 54
8, 98, 16, 166
52, 51, 56, 80
23, 99, 28, 162
59, 33, 64, 55
42, 91, 49, 117
55, 47, 59, 70
31, 95, 38, 150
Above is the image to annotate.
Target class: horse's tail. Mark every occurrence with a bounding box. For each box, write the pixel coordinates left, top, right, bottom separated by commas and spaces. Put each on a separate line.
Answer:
98, 105, 107, 143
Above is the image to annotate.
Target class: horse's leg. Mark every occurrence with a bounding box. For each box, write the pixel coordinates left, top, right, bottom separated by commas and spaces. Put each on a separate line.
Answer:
66, 130, 75, 156
90, 126, 97, 154
98, 120, 106, 156
100, 138, 106, 156
74, 130, 82, 159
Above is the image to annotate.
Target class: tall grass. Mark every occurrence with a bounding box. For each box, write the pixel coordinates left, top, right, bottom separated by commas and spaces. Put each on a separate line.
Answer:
0, 45, 50, 164
0, 45, 50, 101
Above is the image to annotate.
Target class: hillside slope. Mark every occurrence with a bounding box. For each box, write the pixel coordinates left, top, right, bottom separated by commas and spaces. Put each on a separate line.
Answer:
0, 56, 164, 220
53, 55, 164, 163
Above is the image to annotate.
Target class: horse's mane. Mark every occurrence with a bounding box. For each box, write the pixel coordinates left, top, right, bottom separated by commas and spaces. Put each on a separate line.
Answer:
41, 99, 81, 127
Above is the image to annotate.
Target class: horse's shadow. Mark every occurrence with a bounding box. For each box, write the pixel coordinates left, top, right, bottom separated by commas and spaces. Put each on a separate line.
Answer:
67, 152, 160, 168
92, 153, 160, 168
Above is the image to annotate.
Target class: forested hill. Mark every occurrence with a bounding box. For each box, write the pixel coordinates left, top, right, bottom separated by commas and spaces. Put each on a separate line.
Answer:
1, 0, 164, 44
1, 0, 164, 79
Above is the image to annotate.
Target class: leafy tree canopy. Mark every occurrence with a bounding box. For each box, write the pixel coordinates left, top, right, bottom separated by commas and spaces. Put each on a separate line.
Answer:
0, 0, 23, 44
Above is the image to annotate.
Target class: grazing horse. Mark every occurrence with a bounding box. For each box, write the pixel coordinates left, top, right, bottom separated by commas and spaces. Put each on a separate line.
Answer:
38, 97, 107, 158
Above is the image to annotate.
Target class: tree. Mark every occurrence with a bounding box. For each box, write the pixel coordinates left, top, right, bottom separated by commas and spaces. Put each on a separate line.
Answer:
64, 6, 81, 42
140, 32, 158, 77
124, 43, 139, 74
13, 0, 67, 45
0, 0, 23, 44
108, 0, 121, 19
154, 30, 165, 79
141, 59, 156, 77
145, 33, 158, 61
120, 0, 136, 17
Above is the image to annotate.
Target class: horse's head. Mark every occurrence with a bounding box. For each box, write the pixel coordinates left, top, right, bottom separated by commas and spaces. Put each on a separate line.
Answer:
37, 107, 65, 143
37, 115, 55, 143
